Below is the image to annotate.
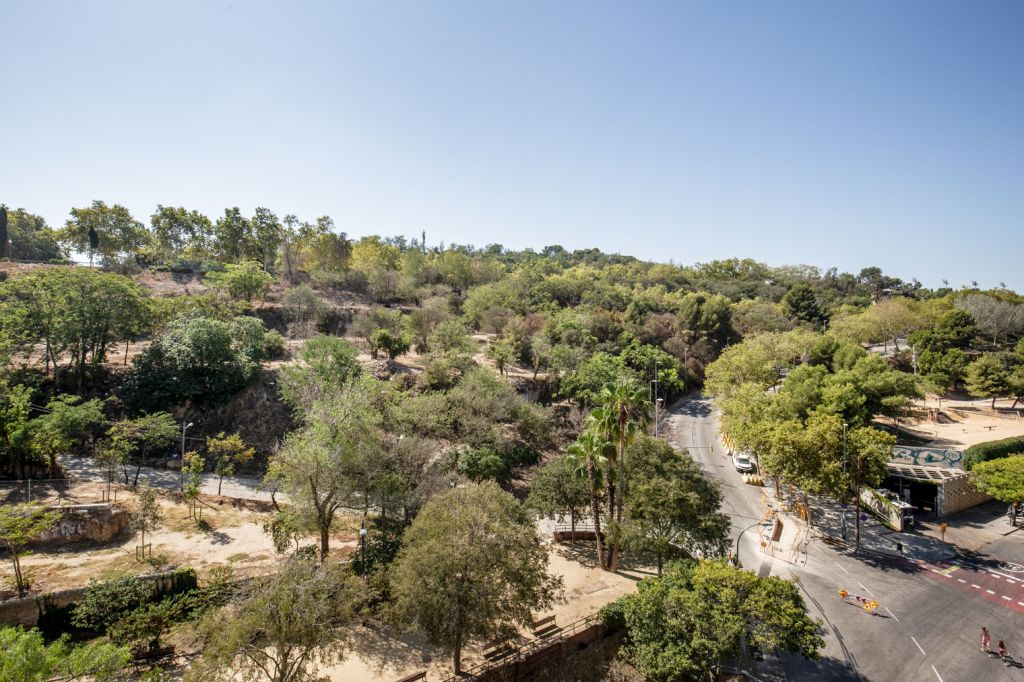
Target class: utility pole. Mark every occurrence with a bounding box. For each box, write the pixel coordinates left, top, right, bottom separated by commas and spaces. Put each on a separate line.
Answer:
855, 450, 862, 550
842, 422, 848, 541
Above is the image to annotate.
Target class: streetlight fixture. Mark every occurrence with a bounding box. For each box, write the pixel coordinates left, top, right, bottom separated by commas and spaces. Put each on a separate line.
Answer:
180, 421, 194, 491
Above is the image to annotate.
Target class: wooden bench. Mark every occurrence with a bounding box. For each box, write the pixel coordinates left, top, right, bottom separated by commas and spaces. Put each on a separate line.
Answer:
393, 671, 427, 682
483, 637, 516, 661
530, 614, 560, 639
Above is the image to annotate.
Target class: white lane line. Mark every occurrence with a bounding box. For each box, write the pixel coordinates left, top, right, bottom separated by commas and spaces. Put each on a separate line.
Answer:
986, 589, 996, 595
911, 636, 926, 656
1002, 596, 1011, 600
957, 578, 966, 583
932, 665, 944, 682
1017, 601, 1024, 607
885, 607, 900, 622
832, 561, 850, 575
858, 582, 874, 597
972, 584, 981, 589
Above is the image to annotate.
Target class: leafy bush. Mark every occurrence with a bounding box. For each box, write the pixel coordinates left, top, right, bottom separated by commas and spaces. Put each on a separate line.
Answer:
205, 261, 272, 302
964, 436, 1024, 470
598, 597, 627, 633
282, 285, 328, 327
121, 316, 261, 411
72, 575, 155, 634
262, 329, 286, 359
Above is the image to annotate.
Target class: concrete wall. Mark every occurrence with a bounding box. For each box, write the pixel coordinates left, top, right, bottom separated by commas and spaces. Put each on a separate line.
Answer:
940, 474, 992, 516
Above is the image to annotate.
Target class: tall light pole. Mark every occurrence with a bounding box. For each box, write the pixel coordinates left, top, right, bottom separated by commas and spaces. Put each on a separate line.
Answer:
180, 421, 194, 491
652, 359, 660, 436
842, 423, 848, 541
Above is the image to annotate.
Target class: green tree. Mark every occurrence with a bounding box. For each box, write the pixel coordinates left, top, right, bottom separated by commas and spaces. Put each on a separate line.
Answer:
0, 504, 61, 595
370, 328, 411, 361
121, 316, 261, 412
389, 482, 562, 674
266, 382, 381, 559
189, 558, 364, 682
182, 451, 205, 520
206, 261, 272, 302
207, 432, 255, 496
0, 626, 131, 681
3, 208, 64, 261
130, 483, 163, 560
281, 284, 328, 329
486, 336, 518, 375
212, 207, 252, 263
0, 267, 148, 387
526, 455, 592, 541
278, 335, 361, 413
621, 560, 823, 681
29, 395, 107, 472
107, 413, 178, 486
971, 456, 1024, 525
566, 429, 611, 569
622, 437, 730, 575
593, 379, 652, 572
249, 207, 283, 270
149, 205, 213, 264
58, 200, 147, 262
782, 282, 825, 326
966, 353, 1013, 408
0, 382, 36, 478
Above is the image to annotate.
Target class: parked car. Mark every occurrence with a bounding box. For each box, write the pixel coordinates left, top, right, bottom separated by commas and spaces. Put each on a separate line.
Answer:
732, 451, 756, 473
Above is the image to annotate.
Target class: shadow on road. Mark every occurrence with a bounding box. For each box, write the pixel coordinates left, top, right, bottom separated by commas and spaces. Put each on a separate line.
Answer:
778, 653, 871, 681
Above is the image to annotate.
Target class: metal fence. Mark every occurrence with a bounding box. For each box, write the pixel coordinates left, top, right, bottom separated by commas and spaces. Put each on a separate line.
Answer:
0, 477, 116, 505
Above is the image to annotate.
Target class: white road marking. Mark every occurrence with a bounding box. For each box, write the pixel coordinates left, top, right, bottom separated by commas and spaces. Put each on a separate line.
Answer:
957, 579, 966, 583
986, 590, 996, 595
832, 561, 850, 574
1017, 602, 1024, 607
1002, 596, 1011, 600
858, 582, 874, 597
932, 665, 944, 682
885, 607, 900, 622
972, 584, 981, 589
911, 636, 926, 656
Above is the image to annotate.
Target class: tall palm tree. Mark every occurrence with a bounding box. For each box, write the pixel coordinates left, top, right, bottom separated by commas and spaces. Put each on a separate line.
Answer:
567, 428, 611, 570
593, 379, 652, 571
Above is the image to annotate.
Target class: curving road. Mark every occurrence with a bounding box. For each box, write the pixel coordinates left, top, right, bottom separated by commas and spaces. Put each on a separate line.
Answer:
667, 395, 1024, 682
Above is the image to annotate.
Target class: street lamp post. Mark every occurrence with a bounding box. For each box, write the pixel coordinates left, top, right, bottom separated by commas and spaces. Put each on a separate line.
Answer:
734, 520, 762, 567
842, 422, 848, 541
180, 421, 194, 491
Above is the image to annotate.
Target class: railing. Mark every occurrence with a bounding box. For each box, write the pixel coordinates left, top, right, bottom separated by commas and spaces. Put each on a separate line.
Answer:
436, 613, 602, 682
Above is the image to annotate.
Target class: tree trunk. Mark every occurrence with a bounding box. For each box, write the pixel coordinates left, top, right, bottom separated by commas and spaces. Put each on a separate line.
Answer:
319, 524, 330, 561
992, 396, 998, 409
218, 475, 224, 496
570, 512, 576, 543
657, 552, 663, 577
588, 461, 606, 571
453, 631, 463, 675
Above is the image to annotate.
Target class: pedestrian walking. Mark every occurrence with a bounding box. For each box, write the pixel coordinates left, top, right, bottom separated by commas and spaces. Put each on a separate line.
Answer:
982, 627, 991, 652
896, 541, 903, 555
998, 640, 1007, 661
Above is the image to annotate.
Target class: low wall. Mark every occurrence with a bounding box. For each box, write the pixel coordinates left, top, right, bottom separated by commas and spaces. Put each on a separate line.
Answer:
0, 570, 193, 629
32, 504, 129, 547
940, 474, 992, 516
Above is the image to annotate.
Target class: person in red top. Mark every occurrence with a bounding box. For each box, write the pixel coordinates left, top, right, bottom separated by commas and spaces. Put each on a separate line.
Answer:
998, 640, 1007, 660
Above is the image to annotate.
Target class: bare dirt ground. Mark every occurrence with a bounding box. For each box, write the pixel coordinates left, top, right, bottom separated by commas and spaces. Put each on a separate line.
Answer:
898, 396, 1024, 450
14, 491, 359, 594
318, 538, 646, 682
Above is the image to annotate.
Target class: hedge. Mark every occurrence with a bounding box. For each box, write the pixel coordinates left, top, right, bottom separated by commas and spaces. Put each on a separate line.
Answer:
963, 436, 1024, 470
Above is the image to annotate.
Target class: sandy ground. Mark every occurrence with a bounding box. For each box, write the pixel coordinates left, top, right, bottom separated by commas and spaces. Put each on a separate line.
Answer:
897, 396, 1024, 450
15, 494, 358, 593
318, 537, 646, 682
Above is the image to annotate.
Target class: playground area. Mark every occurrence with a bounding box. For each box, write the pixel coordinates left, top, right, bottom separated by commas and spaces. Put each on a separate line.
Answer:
895, 396, 1024, 452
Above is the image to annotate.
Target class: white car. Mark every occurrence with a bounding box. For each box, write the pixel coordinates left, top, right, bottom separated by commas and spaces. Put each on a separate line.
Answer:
732, 452, 756, 473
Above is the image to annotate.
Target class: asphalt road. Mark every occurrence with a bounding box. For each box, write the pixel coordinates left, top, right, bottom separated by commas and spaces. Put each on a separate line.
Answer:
667, 396, 1024, 682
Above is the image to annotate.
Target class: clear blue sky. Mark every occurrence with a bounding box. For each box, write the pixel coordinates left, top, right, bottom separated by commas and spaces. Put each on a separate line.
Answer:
2, 1, 1022, 289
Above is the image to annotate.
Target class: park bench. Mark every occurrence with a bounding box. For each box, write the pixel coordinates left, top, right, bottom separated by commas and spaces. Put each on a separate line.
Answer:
393, 671, 427, 682
530, 614, 560, 639
483, 637, 516, 661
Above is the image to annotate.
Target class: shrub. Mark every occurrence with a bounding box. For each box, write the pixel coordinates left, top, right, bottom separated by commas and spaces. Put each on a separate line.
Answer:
599, 597, 627, 633
72, 575, 155, 634
282, 285, 328, 327
964, 436, 1024, 470
262, 329, 286, 359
